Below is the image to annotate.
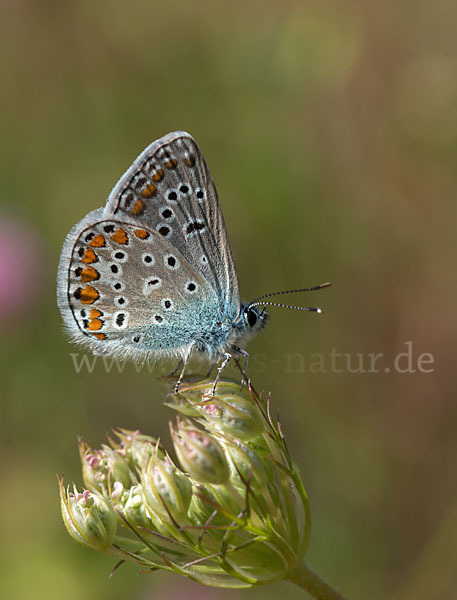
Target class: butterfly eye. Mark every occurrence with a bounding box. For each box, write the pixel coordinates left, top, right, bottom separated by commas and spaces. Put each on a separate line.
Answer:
245, 309, 258, 328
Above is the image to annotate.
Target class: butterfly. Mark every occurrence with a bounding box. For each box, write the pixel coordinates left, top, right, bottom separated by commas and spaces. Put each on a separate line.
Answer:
57, 131, 329, 393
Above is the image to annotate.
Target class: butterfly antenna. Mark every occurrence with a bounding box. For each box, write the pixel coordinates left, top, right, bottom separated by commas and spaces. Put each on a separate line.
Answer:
248, 301, 325, 314
247, 282, 331, 311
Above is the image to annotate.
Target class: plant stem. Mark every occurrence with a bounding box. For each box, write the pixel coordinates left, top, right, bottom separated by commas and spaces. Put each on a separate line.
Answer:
288, 562, 349, 600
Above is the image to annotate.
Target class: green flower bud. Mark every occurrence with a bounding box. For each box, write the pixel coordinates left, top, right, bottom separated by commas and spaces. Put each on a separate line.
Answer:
79, 439, 107, 492
170, 380, 266, 440
79, 439, 131, 492
113, 429, 159, 471
196, 393, 265, 440
121, 484, 155, 529
111, 481, 151, 529
59, 478, 117, 552
224, 437, 269, 492
101, 445, 131, 488
171, 420, 230, 485
164, 391, 201, 418
187, 483, 241, 529
142, 451, 192, 522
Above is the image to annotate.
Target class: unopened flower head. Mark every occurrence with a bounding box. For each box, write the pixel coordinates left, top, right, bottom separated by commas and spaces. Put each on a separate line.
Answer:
59, 379, 311, 588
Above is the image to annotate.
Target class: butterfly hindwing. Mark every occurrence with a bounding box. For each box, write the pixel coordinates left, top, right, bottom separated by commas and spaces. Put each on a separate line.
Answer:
57, 212, 220, 361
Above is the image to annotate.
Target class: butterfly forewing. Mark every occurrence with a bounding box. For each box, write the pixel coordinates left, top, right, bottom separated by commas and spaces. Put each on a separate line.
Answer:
57, 212, 220, 360
103, 131, 240, 318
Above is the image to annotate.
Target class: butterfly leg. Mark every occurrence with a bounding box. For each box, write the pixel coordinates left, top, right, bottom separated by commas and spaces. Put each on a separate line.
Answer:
232, 345, 249, 389
174, 361, 187, 394
174, 346, 194, 394
211, 352, 232, 396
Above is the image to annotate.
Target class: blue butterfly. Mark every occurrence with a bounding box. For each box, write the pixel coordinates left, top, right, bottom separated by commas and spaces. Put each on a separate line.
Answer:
57, 131, 329, 392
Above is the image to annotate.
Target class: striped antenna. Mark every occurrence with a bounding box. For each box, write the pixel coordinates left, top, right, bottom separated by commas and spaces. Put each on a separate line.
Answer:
247, 282, 331, 313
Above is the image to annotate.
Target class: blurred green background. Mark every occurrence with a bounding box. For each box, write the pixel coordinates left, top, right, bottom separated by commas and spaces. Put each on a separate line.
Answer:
1, 1, 456, 599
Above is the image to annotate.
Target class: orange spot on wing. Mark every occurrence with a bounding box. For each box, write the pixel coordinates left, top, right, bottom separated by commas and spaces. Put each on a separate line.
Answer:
111, 228, 129, 245
93, 333, 107, 340
132, 199, 145, 216
79, 265, 100, 282
82, 247, 97, 264
152, 168, 164, 182
76, 285, 99, 304
88, 318, 103, 331
134, 229, 149, 239
89, 234, 105, 248
184, 156, 195, 167
89, 309, 102, 318
165, 159, 177, 169
141, 183, 157, 198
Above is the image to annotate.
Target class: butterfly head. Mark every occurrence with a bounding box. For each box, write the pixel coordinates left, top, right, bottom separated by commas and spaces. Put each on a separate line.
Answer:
238, 282, 332, 339
242, 304, 269, 334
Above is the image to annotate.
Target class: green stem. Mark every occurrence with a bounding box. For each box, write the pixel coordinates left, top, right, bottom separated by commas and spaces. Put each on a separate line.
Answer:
287, 562, 349, 600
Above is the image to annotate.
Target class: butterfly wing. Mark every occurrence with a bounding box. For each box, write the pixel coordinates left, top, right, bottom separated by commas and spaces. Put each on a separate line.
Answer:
103, 131, 240, 321
57, 211, 222, 361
